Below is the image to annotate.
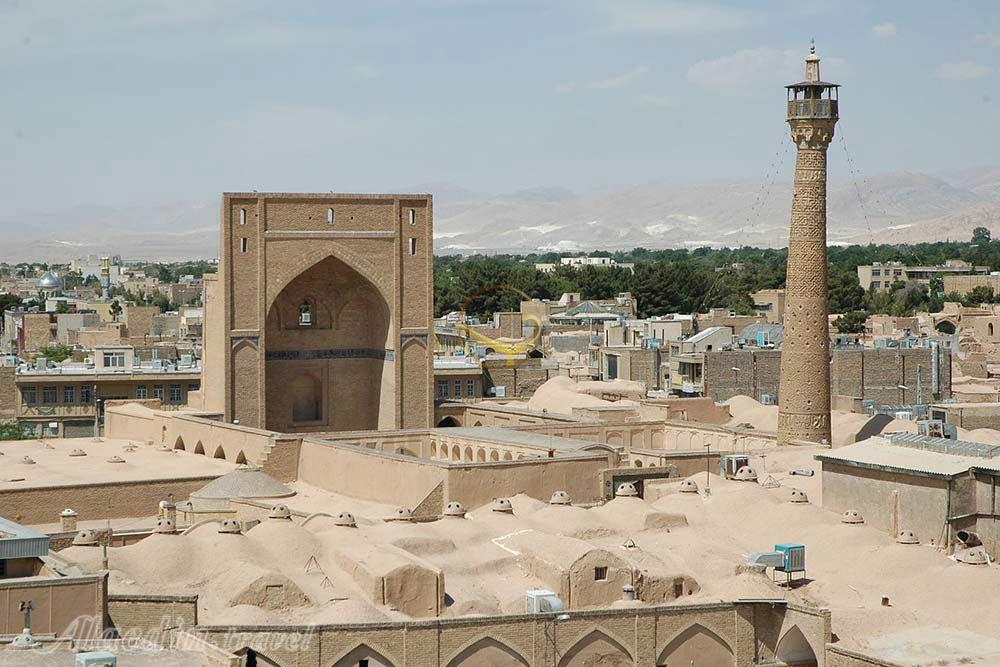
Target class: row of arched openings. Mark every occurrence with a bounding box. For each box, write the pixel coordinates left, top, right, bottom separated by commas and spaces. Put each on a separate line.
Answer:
233, 623, 816, 666
429, 441, 524, 462
173, 436, 247, 465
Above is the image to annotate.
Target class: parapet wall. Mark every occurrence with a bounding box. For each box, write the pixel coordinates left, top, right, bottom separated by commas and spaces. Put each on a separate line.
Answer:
105, 406, 300, 481
298, 438, 608, 511
181, 600, 830, 667
0, 476, 219, 526
0, 573, 108, 638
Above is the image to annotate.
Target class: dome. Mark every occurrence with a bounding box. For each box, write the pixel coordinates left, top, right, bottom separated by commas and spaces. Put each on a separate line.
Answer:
841, 510, 864, 524
190, 467, 294, 511
36, 271, 62, 289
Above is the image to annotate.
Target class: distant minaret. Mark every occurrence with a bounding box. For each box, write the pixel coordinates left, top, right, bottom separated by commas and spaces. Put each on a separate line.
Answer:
777, 42, 839, 446
100, 256, 111, 301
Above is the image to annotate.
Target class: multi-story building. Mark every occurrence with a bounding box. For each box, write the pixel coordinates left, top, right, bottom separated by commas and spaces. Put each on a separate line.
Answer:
667, 326, 733, 396
858, 259, 988, 292
6, 344, 200, 437
752, 288, 786, 323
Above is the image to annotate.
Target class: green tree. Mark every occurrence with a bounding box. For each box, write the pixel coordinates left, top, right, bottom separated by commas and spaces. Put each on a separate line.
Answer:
972, 227, 992, 245
962, 285, 996, 306
828, 270, 865, 313
110, 299, 123, 321
0, 293, 22, 314
33, 344, 73, 363
833, 311, 867, 334
0, 421, 34, 441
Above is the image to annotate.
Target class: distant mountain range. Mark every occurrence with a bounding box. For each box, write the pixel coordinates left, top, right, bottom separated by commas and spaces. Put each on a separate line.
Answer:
3, 167, 1000, 262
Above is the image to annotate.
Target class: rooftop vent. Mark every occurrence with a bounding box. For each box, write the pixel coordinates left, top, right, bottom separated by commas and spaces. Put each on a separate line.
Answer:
492, 498, 514, 513
734, 466, 759, 482
549, 490, 572, 505
443, 501, 466, 518
154, 518, 176, 534
72, 529, 100, 546
386, 507, 414, 522
333, 511, 357, 527
616, 482, 639, 497
218, 519, 242, 534
956, 530, 981, 547
896, 529, 919, 544
106, 455, 126, 464
679, 479, 699, 493
788, 488, 808, 504
21, 456, 35, 465
955, 546, 992, 565
268, 504, 292, 520
841, 510, 864, 524
69, 449, 87, 457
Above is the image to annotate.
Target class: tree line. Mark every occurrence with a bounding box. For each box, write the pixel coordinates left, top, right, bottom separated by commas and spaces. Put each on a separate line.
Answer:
434, 228, 1000, 325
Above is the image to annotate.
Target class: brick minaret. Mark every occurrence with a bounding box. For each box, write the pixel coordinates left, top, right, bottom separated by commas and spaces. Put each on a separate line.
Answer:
778, 43, 839, 446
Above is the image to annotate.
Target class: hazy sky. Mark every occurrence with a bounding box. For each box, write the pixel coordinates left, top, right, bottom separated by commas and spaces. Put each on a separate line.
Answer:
2, 0, 998, 213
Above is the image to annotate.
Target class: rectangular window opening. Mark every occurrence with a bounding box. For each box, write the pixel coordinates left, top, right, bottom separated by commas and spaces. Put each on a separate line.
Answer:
594, 566, 608, 581
327, 208, 335, 225
240, 237, 248, 253
408, 238, 416, 256
239, 208, 246, 225
408, 208, 416, 225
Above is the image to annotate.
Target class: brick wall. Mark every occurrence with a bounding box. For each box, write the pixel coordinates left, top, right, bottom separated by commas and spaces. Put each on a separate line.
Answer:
0, 477, 219, 525
187, 600, 830, 667
0, 366, 15, 420
483, 359, 555, 398
108, 593, 198, 635
706, 347, 951, 405
21, 313, 54, 353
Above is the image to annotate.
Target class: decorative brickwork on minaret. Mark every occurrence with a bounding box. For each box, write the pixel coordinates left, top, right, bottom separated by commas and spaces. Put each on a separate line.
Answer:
778, 44, 839, 445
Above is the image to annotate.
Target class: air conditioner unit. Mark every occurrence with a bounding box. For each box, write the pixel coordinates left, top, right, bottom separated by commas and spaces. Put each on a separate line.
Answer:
525, 589, 565, 614
492, 386, 507, 398
760, 394, 775, 406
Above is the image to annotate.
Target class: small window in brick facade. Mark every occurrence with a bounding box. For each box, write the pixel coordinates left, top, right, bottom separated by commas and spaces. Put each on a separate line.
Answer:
437, 380, 448, 398
22, 387, 36, 405
299, 302, 313, 326
153, 384, 164, 400
239, 208, 246, 225
327, 208, 335, 224
63, 386, 75, 404
594, 566, 608, 581
80, 386, 92, 404
42, 386, 57, 404
168, 384, 182, 402
240, 237, 248, 253
408, 238, 416, 255
408, 208, 416, 225
136, 385, 148, 400
467, 379, 476, 396
453, 380, 462, 397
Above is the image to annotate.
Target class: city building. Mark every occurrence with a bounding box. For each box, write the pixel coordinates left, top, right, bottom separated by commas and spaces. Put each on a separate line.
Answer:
858, 259, 989, 292
752, 288, 786, 323
667, 326, 733, 396
5, 344, 200, 437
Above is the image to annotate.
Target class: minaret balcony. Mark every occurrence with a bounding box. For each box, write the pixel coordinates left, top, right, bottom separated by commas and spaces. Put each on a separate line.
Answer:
787, 99, 838, 120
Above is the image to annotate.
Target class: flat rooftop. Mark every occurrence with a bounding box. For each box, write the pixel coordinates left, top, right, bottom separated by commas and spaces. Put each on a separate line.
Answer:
0, 438, 237, 490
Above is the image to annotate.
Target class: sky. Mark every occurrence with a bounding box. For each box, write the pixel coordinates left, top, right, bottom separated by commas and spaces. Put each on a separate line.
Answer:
1, 0, 998, 214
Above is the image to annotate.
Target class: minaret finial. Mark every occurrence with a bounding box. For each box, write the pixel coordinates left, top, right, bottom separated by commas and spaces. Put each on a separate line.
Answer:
810, 38, 816, 54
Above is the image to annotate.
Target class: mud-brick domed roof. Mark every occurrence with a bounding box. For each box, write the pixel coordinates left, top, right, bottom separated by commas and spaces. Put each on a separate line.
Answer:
190, 467, 294, 511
